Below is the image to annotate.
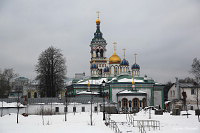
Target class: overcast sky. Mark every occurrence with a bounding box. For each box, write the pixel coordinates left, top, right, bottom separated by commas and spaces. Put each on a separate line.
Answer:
0, 0, 200, 83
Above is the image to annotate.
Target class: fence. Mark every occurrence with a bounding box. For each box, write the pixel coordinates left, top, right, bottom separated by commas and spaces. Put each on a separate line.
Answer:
105, 114, 122, 133
126, 113, 160, 132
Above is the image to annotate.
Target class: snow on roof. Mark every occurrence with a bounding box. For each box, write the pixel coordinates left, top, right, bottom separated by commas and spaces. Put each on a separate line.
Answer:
77, 91, 99, 95
118, 90, 147, 94
0, 101, 25, 108
118, 78, 144, 83
77, 78, 108, 85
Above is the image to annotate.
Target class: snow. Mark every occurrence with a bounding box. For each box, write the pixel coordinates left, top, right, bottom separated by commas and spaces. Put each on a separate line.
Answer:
0, 101, 25, 108
0, 113, 112, 133
0, 110, 200, 133
118, 90, 147, 94
118, 78, 144, 83
77, 91, 100, 95
77, 78, 107, 85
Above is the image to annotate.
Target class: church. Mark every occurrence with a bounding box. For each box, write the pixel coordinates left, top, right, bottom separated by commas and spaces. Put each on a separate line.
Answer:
67, 14, 165, 112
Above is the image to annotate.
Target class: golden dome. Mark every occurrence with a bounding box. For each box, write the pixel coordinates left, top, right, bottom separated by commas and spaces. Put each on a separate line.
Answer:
96, 19, 101, 24
109, 52, 121, 64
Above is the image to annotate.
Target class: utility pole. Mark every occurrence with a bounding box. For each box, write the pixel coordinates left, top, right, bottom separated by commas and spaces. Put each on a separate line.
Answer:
65, 89, 68, 122
102, 80, 106, 120
17, 86, 20, 124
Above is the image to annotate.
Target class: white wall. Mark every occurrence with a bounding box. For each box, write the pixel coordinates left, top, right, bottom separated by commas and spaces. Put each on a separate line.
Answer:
154, 91, 162, 107
1, 103, 102, 115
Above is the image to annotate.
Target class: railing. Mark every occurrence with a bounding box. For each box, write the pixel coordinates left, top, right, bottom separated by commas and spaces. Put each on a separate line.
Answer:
105, 113, 122, 133
125, 113, 160, 133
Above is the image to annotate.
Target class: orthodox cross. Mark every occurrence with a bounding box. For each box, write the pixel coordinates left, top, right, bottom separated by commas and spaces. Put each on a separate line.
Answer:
113, 42, 117, 52
96, 11, 100, 19
134, 53, 137, 63
122, 48, 126, 59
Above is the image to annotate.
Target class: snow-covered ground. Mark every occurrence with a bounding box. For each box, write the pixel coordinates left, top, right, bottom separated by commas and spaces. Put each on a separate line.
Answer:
0, 110, 200, 133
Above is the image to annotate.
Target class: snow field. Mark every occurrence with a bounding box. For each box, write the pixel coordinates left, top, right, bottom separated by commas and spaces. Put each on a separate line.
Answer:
0, 110, 200, 133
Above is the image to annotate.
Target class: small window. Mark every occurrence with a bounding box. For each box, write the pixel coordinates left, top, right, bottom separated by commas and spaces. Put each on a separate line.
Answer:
82, 107, 85, 112
173, 90, 175, 96
64, 107, 68, 112
94, 106, 98, 112
73, 107, 76, 112
55, 107, 59, 112
190, 106, 193, 110
191, 88, 196, 95
28, 92, 31, 98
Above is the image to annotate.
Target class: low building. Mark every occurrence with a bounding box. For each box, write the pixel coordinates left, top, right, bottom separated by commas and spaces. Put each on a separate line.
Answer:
168, 78, 200, 110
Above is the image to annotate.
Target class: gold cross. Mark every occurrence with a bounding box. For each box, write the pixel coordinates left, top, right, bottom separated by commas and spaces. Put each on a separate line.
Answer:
96, 11, 100, 19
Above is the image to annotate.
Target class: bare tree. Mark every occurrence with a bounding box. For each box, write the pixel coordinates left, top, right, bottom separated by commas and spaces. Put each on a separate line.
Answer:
35, 46, 67, 97
0, 68, 18, 98
190, 58, 200, 122
0, 68, 18, 117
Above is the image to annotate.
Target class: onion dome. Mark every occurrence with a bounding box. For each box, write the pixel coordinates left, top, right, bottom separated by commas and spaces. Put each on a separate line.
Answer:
104, 66, 110, 72
91, 64, 98, 69
120, 59, 129, 66
109, 52, 121, 64
131, 63, 140, 70
96, 18, 101, 24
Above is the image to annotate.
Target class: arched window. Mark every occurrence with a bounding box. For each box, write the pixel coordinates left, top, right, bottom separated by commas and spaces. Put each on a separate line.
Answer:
133, 98, 139, 108
96, 49, 99, 57
142, 98, 147, 108
100, 49, 103, 57
28, 92, 31, 98
34, 92, 37, 98
122, 98, 128, 108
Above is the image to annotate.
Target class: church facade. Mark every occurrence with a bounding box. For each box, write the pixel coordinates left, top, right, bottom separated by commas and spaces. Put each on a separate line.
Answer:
67, 15, 165, 112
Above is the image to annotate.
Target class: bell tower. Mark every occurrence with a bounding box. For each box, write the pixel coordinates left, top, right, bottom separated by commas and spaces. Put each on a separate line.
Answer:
90, 12, 108, 77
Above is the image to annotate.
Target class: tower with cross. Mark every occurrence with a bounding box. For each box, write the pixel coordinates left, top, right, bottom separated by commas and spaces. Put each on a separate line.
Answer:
131, 53, 140, 77
90, 11, 108, 77
120, 48, 130, 74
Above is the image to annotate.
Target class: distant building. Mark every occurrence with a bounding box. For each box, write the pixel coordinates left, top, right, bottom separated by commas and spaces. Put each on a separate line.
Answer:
168, 78, 200, 110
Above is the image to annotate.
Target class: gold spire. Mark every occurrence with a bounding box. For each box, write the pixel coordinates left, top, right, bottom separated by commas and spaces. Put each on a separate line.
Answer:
96, 11, 101, 24
122, 48, 126, 59
132, 79, 135, 85
88, 80, 90, 87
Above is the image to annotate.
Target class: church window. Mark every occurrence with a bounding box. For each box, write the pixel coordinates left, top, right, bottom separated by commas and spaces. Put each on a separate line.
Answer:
122, 98, 128, 108
100, 49, 103, 57
142, 98, 147, 108
28, 92, 31, 98
133, 98, 139, 108
73, 107, 76, 112
96, 49, 100, 57
82, 107, 85, 112
34, 92, 37, 98
55, 107, 59, 112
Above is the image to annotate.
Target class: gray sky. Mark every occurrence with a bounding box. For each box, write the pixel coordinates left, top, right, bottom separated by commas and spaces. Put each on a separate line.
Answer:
0, 0, 200, 83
